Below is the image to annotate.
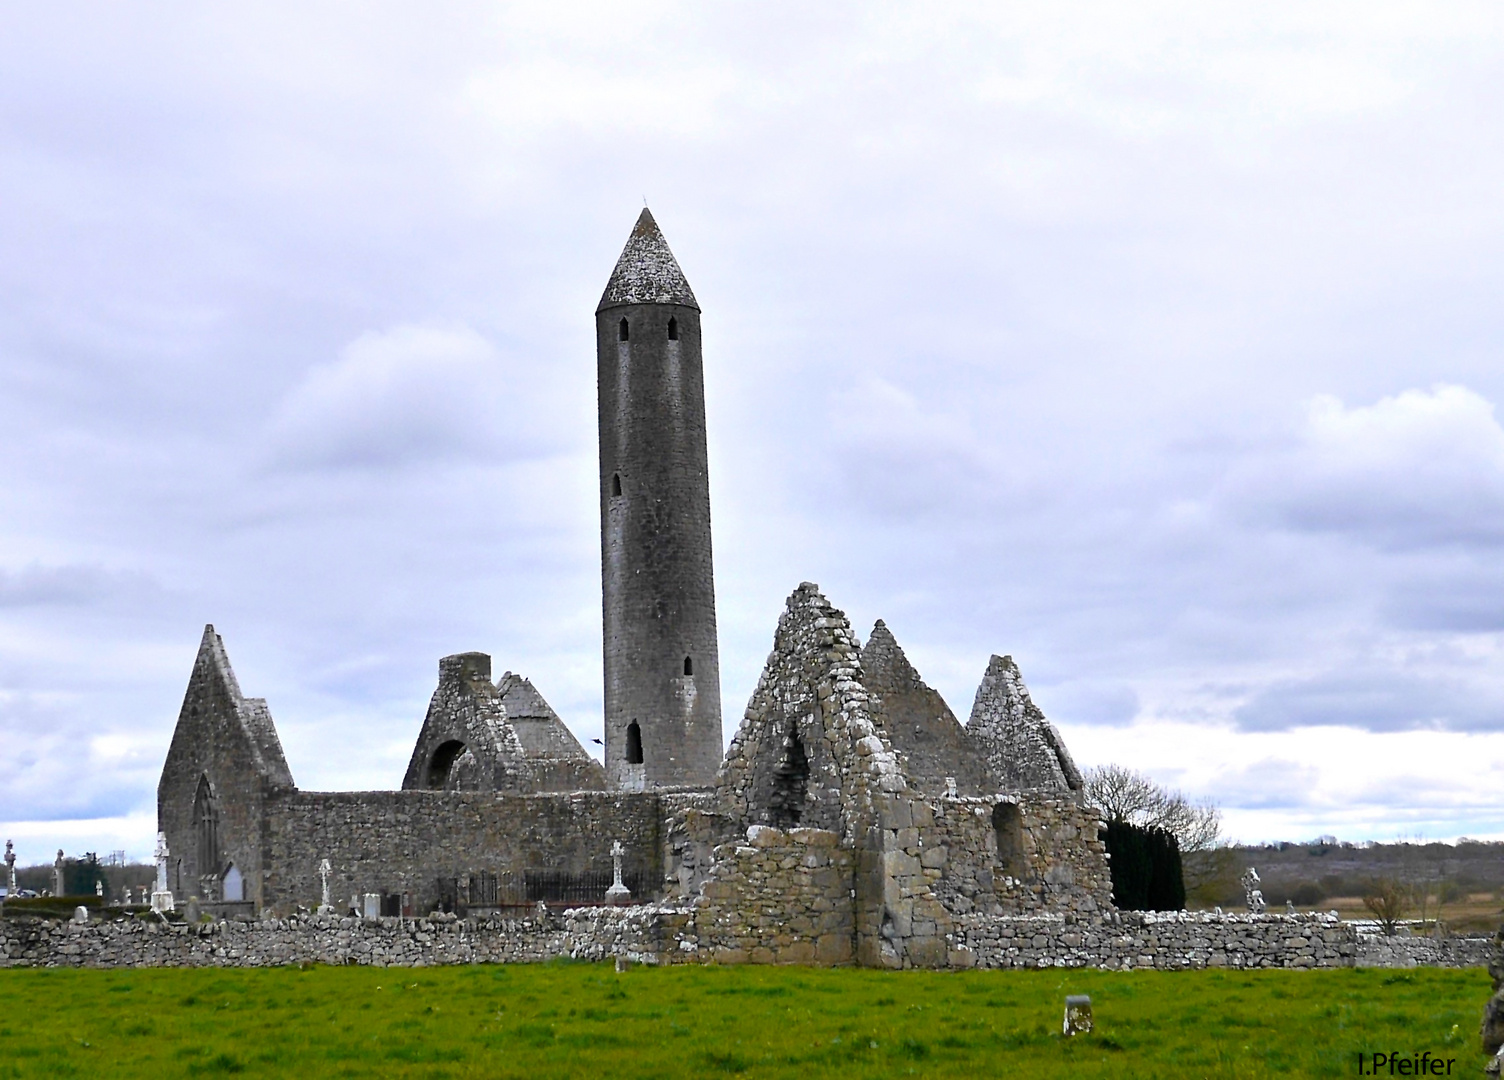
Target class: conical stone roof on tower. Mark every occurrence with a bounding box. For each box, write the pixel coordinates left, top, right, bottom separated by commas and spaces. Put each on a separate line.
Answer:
597, 208, 699, 311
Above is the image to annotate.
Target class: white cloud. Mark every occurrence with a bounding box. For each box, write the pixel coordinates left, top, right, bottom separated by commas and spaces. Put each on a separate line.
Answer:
1249, 385, 1504, 549
265, 324, 561, 470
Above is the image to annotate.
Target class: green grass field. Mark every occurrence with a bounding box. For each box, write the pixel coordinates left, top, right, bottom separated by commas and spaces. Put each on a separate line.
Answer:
0, 962, 1490, 1079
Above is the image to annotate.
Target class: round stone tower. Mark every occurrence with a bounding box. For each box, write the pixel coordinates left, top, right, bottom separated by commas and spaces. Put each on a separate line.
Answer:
597, 208, 723, 790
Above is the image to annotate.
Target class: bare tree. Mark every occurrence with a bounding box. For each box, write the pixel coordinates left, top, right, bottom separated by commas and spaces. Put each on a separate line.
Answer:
1083, 764, 1228, 900
1362, 878, 1412, 936
1083, 764, 1222, 853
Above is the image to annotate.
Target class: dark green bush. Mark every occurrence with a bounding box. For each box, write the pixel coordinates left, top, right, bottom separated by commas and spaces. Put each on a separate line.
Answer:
1102, 822, 1185, 911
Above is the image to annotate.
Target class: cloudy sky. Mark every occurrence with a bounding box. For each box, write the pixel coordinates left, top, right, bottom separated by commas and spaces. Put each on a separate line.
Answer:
4, 2, 1504, 862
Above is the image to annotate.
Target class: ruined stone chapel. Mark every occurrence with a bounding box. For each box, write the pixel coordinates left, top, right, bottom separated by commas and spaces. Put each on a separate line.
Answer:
156, 209, 1110, 967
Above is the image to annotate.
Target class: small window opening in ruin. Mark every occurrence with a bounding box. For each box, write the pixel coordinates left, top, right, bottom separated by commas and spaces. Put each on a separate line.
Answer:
667, 317, 678, 340
618, 318, 629, 342
625, 721, 643, 765
612, 473, 622, 497
683, 655, 693, 676
426, 740, 467, 789
992, 802, 1025, 875
767, 725, 810, 828
194, 774, 219, 877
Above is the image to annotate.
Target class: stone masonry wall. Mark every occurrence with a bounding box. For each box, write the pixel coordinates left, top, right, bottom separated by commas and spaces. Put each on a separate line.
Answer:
260, 790, 666, 915
4, 910, 1489, 971
924, 794, 1111, 918
684, 825, 855, 965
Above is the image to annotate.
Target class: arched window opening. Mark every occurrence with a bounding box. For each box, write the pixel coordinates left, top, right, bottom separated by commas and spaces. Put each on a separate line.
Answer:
683, 655, 693, 676
194, 775, 219, 877
611, 473, 622, 497
222, 863, 243, 902
426, 740, 467, 789
625, 721, 643, 765
667, 317, 678, 340
768, 725, 810, 828
992, 802, 1025, 876
618, 318, 629, 342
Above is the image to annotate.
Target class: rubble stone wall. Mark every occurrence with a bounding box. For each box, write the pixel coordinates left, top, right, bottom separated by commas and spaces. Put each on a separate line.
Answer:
685, 825, 855, 965
4, 909, 1489, 971
259, 789, 670, 915
923, 794, 1112, 918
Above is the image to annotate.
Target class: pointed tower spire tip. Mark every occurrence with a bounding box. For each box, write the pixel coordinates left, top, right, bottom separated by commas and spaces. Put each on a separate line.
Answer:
598, 208, 698, 313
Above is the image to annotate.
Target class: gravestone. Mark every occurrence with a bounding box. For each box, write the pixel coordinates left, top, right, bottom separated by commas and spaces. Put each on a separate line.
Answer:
1064, 995, 1093, 1036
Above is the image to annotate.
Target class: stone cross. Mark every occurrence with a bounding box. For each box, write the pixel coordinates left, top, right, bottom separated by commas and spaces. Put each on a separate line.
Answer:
95, 879, 104, 899
53, 849, 65, 897
605, 840, 632, 906
1240, 867, 1265, 915
4, 839, 15, 899
150, 832, 175, 913
317, 858, 333, 914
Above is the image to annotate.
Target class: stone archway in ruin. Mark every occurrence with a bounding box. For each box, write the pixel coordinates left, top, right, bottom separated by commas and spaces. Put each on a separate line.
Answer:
425, 740, 468, 790
767, 725, 810, 828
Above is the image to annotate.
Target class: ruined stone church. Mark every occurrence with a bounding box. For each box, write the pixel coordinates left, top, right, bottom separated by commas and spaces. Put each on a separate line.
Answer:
157, 210, 1110, 967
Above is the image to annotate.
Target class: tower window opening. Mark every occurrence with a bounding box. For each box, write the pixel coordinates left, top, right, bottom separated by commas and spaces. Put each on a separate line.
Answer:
618, 318, 629, 342
683, 655, 693, 676
667, 317, 678, 340
611, 473, 622, 497
625, 721, 643, 765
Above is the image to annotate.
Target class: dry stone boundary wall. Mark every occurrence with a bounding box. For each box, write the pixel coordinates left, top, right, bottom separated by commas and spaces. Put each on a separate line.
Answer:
3, 909, 1488, 971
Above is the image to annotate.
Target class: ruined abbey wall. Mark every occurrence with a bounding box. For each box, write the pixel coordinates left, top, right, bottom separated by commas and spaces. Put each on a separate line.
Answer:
258, 790, 695, 915
5, 908, 1490, 972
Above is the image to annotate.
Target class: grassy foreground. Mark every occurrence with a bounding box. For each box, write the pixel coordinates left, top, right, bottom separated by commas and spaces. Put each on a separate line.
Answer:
0, 962, 1491, 1079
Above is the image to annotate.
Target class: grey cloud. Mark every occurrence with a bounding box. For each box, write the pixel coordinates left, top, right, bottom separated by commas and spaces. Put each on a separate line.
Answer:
1234, 668, 1504, 734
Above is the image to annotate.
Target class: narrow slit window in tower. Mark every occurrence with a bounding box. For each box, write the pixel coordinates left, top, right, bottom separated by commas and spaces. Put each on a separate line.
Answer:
611, 473, 622, 497
667, 317, 678, 340
618, 318, 629, 342
683, 655, 693, 676
625, 720, 643, 765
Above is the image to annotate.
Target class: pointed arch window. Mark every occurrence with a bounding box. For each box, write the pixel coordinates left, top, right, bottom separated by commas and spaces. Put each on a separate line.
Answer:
667, 317, 678, 340
625, 721, 643, 765
618, 318, 629, 342
194, 775, 220, 877
611, 473, 622, 497
683, 655, 693, 676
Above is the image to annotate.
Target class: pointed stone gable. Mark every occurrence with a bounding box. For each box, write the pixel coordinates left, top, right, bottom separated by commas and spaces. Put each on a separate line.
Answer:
861, 620, 989, 797
157, 625, 294, 906
965, 655, 1084, 793
402, 655, 609, 793
720, 583, 906, 840
402, 653, 524, 793
164, 625, 294, 791
496, 672, 609, 789
596, 207, 699, 311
